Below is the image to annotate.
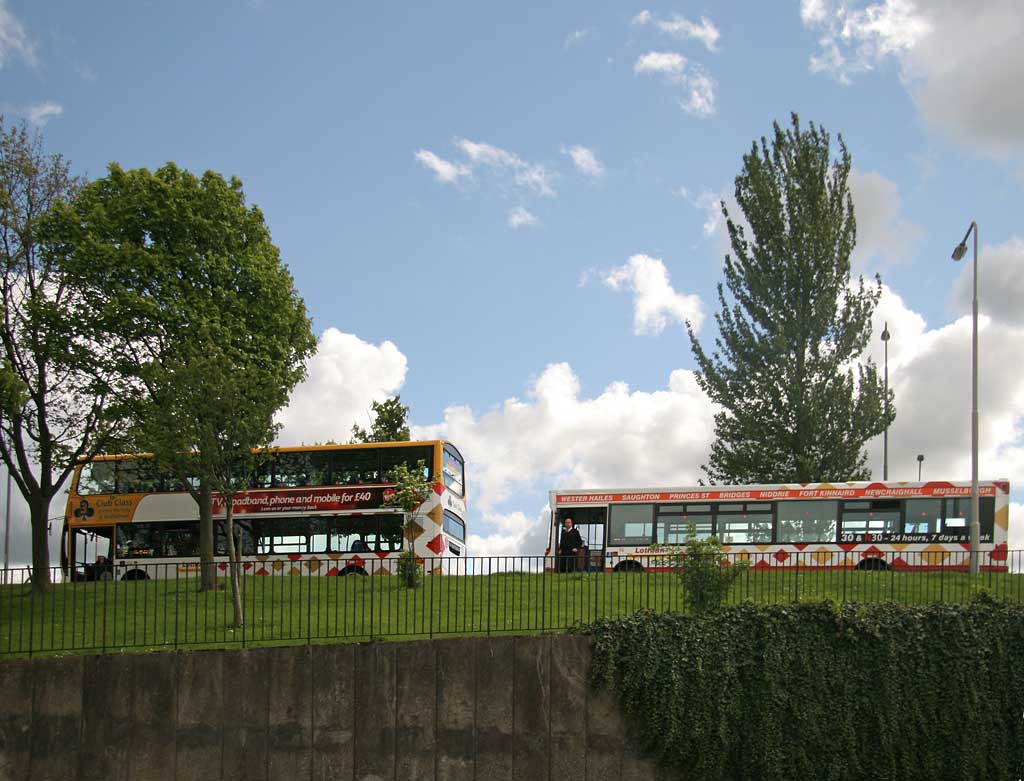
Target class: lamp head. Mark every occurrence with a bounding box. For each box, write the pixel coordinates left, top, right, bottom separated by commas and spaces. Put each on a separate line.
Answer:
917, 454, 924, 463
952, 243, 967, 261
880, 321, 890, 342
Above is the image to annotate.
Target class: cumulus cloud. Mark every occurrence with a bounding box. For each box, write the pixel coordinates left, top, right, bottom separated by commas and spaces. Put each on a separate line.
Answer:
414, 149, 470, 184
0, 0, 35, 68
952, 237, 1024, 327
276, 329, 408, 445
848, 168, 924, 267
26, 101, 63, 126
634, 51, 686, 74
602, 254, 705, 335
415, 362, 717, 513
801, 0, 1024, 159
657, 14, 721, 52
561, 144, 604, 177
507, 205, 539, 229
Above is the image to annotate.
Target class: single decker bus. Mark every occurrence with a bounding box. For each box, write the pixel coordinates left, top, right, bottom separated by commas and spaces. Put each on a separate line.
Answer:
547, 479, 1010, 572
62, 440, 467, 581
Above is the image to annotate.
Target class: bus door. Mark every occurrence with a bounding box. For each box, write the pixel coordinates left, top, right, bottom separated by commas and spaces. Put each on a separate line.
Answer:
70, 526, 113, 581
557, 507, 606, 571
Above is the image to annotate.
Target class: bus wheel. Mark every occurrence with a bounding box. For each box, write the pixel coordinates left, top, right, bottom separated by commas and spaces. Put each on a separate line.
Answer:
614, 560, 644, 574
856, 557, 888, 571
122, 569, 150, 581
338, 566, 368, 577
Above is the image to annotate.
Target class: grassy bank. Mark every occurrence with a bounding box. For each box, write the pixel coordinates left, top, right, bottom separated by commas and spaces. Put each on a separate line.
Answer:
1, 567, 1022, 657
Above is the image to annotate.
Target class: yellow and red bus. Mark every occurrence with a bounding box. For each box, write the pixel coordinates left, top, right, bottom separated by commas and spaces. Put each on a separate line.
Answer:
547, 479, 1010, 572
61, 440, 467, 581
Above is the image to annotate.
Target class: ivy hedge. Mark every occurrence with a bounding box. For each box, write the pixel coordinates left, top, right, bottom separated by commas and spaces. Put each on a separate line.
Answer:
583, 596, 1024, 779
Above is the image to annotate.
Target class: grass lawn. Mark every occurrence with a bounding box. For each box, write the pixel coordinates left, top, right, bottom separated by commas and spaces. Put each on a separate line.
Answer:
1, 566, 1022, 657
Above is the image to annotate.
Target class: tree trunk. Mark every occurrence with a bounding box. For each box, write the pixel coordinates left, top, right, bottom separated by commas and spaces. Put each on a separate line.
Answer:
198, 482, 217, 592
224, 502, 244, 627
29, 492, 53, 593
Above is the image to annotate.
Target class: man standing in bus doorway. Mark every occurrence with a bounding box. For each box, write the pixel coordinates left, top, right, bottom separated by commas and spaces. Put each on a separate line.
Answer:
558, 516, 584, 573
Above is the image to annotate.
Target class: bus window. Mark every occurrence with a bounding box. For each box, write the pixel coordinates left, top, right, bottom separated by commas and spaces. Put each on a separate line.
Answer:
378, 515, 404, 552
841, 500, 900, 538
118, 459, 164, 494
904, 499, 941, 534
943, 497, 995, 538
216, 520, 256, 556
334, 449, 380, 485
275, 452, 313, 487
78, 461, 117, 495
117, 522, 199, 558
777, 501, 838, 543
252, 458, 273, 489
443, 510, 465, 542
308, 451, 332, 486
608, 504, 654, 545
330, 517, 376, 552
656, 506, 712, 543
443, 445, 465, 496
256, 518, 329, 554
717, 512, 772, 544
381, 446, 432, 482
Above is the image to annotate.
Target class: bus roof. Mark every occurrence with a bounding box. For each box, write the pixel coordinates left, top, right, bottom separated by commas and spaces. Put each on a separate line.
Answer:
78, 440, 456, 462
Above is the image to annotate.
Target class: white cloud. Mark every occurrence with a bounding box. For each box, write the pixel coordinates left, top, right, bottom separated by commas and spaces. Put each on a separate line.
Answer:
952, 237, 1024, 327
679, 65, 716, 117
848, 168, 924, 267
26, 101, 62, 126
561, 144, 604, 177
634, 51, 686, 74
602, 254, 705, 335
802, 0, 1024, 160
0, 0, 35, 68
276, 329, 408, 445
415, 362, 717, 513
631, 10, 652, 26
467, 508, 551, 560
657, 14, 721, 52
453, 137, 556, 197
564, 28, 591, 48
415, 149, 471, 184
507, 205, 539, 229
676, 186, 725, 238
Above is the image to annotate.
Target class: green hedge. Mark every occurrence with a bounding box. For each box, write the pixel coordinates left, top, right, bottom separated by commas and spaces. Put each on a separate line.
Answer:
583, 596, 1024, 779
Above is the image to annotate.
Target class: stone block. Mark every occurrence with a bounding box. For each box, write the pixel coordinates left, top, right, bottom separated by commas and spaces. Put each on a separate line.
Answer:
78, 653, 133, 781
353, 643, 396, 780
0, 659, 32, 781
268, 645, 313, 780
128, 652, 177, 781
221, 647, 270, 779
435, 638, 476, 780
396, 640, 436, 779
512, 636, 549, 780
30, 655, 83, 780
175, 650, 224, 781
312, 644, 354, 781
474, 638, 514, 780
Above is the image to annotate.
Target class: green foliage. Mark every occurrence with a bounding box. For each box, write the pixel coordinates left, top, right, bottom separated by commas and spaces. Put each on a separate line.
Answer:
351, 396, 411, 443
688, 113, 892, 484
656, 525, 750, 613
48, 162, 317, 599
584, 596, 1024, 779
384, 458, 431, 588
0, 117, 122, 591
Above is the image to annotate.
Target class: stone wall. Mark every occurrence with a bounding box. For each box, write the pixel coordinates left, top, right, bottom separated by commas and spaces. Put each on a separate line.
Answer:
0, 636, 667, 780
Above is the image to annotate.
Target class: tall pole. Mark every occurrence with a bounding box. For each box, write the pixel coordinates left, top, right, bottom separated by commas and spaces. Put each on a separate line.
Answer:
970, 223, 979, 576
881, 322, 890, 481
952, 221, 980, 576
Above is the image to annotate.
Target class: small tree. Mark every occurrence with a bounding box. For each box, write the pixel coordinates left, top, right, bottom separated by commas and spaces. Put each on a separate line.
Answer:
351, 396, 411, 443
0, 118, 127, 592
383, 459, 431, 588
657, 525, 749, 613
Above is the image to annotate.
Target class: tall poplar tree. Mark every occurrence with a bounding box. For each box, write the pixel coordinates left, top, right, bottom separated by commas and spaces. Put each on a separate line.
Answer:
688, 114, 892, 484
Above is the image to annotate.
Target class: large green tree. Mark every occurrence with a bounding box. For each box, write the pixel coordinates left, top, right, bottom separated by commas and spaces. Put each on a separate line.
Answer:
351, 396, 411, 443
0, 119, 125, 592
688, 114, 892, 484
49, 163, 316, 597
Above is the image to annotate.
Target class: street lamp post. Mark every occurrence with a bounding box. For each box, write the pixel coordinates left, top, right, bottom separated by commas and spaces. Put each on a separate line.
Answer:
952, 221, 980, 575
881, 322, 891, 481
917, 454, 924, 481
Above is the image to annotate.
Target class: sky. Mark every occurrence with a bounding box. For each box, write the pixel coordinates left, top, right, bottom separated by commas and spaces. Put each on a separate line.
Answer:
2, 0, 1024, 563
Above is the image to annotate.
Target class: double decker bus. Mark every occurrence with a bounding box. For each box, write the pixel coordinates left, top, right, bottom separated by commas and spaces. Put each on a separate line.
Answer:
547, 479, 1010, 572
61, 440, 467, 581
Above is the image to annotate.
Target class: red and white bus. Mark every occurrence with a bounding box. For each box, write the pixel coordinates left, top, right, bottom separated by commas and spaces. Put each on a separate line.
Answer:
547, 479, 1010, 572
62, 440, 468, 581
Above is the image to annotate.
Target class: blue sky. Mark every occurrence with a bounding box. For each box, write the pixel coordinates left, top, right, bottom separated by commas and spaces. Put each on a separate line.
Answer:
3, 0, 1024, 560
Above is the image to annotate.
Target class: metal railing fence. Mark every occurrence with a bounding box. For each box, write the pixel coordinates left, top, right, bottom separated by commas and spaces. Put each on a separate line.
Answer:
1, 550, 1021, 657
